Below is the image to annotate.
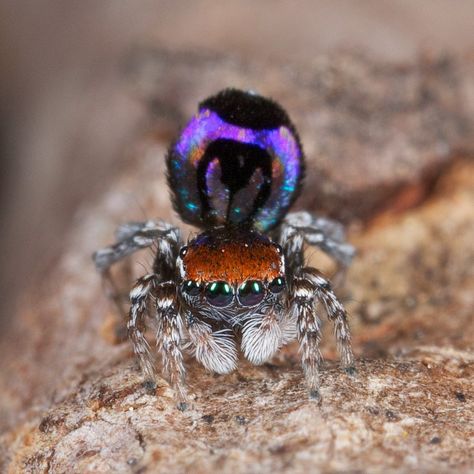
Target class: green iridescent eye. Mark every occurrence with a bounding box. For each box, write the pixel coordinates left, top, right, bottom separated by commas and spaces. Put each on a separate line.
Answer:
268, 277, 285, 294
205, 281, 234, 307
182, 280, 200, 297
238, 280, 265, 307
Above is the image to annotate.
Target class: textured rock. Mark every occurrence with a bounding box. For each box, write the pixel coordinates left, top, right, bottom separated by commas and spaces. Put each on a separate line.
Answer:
1, 50, 473, 472
2, 356, 473, 473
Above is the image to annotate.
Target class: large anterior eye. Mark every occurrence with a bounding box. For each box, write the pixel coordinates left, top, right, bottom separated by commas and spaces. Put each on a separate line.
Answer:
268, 276, 286, 294
238, 280, 265, 306
205, 281, 234, 307
182, 280, 200, 297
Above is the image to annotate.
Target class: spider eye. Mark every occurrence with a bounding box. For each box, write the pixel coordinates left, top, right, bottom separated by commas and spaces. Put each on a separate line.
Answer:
182, 280, 200, 297
238, 280, 265, 306
268, 276, 286, 294
179, 246, 188, 258
205, 281, 234, 307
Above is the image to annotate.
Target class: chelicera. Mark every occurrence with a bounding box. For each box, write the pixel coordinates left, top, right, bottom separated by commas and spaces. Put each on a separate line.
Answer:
93, 88, 355, 409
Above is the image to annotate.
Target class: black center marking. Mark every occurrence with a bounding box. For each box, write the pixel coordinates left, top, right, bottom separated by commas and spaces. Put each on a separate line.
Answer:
197, 139, 272, 224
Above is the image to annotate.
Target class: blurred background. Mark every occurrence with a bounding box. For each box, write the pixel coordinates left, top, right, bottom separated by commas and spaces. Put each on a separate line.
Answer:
1, 0, 474, 327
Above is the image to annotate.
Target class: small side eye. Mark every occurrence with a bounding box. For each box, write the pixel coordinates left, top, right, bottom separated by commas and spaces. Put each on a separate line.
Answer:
274, 244, 283, 254
238, 280, 265, 307
182, 280, 200, 297
205, 281, 234, 307
268, 277, 286, 294
179, 246, 188, 258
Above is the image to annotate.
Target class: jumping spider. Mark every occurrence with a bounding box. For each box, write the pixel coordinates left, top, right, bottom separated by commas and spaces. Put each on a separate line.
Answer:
94, 89, 355, 408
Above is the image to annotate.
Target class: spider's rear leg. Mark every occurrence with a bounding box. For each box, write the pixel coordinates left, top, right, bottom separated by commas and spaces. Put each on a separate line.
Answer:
92, 220, 180, 321
93, 220, 172, 272
281, 211, 356, 285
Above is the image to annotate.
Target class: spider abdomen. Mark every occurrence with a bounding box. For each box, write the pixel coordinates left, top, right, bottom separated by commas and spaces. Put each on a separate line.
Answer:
167, 89, 305, 232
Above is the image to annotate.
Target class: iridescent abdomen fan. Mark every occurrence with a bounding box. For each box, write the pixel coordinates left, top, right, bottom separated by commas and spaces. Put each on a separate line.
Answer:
167, 89, 305, 232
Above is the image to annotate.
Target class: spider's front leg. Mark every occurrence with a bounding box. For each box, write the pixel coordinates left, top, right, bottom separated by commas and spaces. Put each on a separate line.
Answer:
290, 269, 355, 398
290, 276, 323, 398
128, 276, 188, 409
118, 222, 188, 408
281, 223, 355, 399
304, 269, 355, 372
153, 282, 188, 408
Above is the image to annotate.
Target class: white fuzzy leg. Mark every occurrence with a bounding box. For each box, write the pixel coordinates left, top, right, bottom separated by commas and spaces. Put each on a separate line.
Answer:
241, 309, 284, 365
127, 274, 159, 381
303, 269, 355, 371
291, 277, 323, 398
186, 320, 238, 374
154, 282, 188, 407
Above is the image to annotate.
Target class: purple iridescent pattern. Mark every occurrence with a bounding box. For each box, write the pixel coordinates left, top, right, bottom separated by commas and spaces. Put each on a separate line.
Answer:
169, 108, 303, 231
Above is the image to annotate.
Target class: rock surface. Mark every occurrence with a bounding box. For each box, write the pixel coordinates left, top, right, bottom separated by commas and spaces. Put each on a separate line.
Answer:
1, 51, 473, 472
2, 356, 473, 473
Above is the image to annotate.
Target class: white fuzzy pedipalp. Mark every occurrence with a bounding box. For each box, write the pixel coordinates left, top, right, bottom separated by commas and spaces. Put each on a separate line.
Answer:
187, 322, 238, 374
241, 311, 283, 365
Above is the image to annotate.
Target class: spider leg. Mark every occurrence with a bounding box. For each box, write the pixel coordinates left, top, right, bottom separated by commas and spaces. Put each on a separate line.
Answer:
278, 222, 305, 277
281, 211, 356, 269
93, 220, 179, 272
280, 224, 355, 394
185, 316, 238, 374
128, 277, 188, 408
109, 222, 186, 407
302, 268, 355, 371
93, 220, 181, 319
114, 220, 165, 242
290, 276, 323, 399
128, 274, 159, 381
289, 266, 355, 398
154, 282, 188, 409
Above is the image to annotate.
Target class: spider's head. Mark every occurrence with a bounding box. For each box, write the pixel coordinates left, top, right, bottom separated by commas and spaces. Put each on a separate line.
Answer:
176, 226, 286, 310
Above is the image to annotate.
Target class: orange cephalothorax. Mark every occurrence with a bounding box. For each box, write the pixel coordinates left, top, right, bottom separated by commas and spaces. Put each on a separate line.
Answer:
180, 227, 284, 285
